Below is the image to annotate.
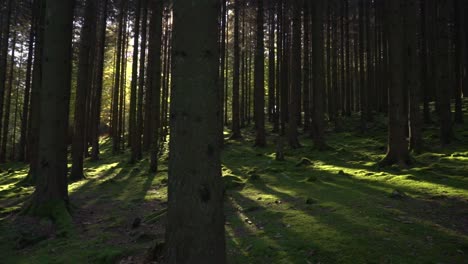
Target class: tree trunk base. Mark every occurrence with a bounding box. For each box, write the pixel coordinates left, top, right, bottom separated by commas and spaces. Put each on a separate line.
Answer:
21, 197, 74, 237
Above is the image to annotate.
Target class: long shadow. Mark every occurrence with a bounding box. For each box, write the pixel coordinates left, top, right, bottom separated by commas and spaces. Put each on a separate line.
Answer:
225, 174, 468, 263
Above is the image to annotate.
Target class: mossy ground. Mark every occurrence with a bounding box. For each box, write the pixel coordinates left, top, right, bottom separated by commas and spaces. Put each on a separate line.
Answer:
1, 106, 468, 263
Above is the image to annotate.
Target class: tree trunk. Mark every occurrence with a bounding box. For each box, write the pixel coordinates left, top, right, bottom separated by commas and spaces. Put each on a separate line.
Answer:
231, 0, 242, 139
303, 0, 311, 132
0, 0, 12, 156
454, 0, 464, 124
0, 11, 16, 162
288, 0, 301, 148
129, 0, 142, 163
163, 0, 226, 262
112, 0, 126, 154
311, 0, 327, 150
90, 0, 109, 161
24, 0, 73, 228
18, 0, 36, 162
405, 0, 422, 153
436, 0, 453, 145
380, 0, 411, 166
254, 0, 266, 147
71, 0, 97, 181
148, 0, 163, 173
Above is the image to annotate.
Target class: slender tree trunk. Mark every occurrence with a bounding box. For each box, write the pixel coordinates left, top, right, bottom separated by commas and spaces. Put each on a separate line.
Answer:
287, 0, 301, 148
18, 1, 36, 162
148, 0, 163, 173
90, 0, 109, 161
70, 0, 97, 181
303, 0, 311, 132
231, 0, 242, 139
358, 0, 367, 130
268, 0, 275, 124
311, 0, 327, 150
129, 0, 142, 163
254, 0, 266, 147
436, 0, 453, 145
0, 13, 16, 162
0, 0, 12, 155
405, 0, 422, 153
454, 0, 464, 124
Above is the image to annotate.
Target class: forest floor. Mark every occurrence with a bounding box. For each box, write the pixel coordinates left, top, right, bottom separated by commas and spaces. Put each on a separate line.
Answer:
1, 106, 468, 264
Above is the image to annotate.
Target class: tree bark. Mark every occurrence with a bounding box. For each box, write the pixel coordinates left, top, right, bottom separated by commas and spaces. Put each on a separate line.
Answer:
380, 0, 411, 166
163, 0, 226, 262
71, 0, 97, 181
24, 0, 73, 227
231, 0, 242, 139
311, 0, 327, 150
254, 0, 266, 147
148, 0, 163, 173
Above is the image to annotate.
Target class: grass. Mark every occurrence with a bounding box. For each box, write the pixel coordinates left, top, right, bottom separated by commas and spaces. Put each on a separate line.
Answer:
1, 107, 468, 263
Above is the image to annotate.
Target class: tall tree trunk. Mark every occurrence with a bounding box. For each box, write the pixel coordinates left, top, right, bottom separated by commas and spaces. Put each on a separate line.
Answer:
311, 0, 327, 150
112, 0, 126, 154
129, 0, 142, 163
436, 0, 453, 145
268, 0, 275, 124
288, 0, 301, 148
231, 0, 242, 139
24, 0, 44, 185
405, 0, 422, 153
70, 0, 97, 181
0, 0, 12, 155
381, 0, 411, 166
454, 0, 464, 124
254, 0, 266, 147
0, 11, 16, 162
135, 0, 148, 160
358, 0, 367, 130
90, 0, 109, 161
24, 0, 74, 227
148, 0, 163, 173
18, 0, 36, 162
163, 0, 226, 262
303, 0, 310, 132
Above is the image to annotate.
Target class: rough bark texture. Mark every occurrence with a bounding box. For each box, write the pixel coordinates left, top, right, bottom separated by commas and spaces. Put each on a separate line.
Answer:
164, 0, 226, 262
25, 0, 73, 227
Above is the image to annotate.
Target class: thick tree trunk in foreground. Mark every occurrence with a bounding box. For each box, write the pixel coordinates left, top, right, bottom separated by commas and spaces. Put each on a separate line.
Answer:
24, 0, 73, 227
380, 0, 411, 166
163, 0, 226, 262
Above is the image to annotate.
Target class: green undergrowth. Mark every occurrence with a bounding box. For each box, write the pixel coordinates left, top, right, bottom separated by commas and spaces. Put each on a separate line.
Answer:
1, 104, 468, 263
